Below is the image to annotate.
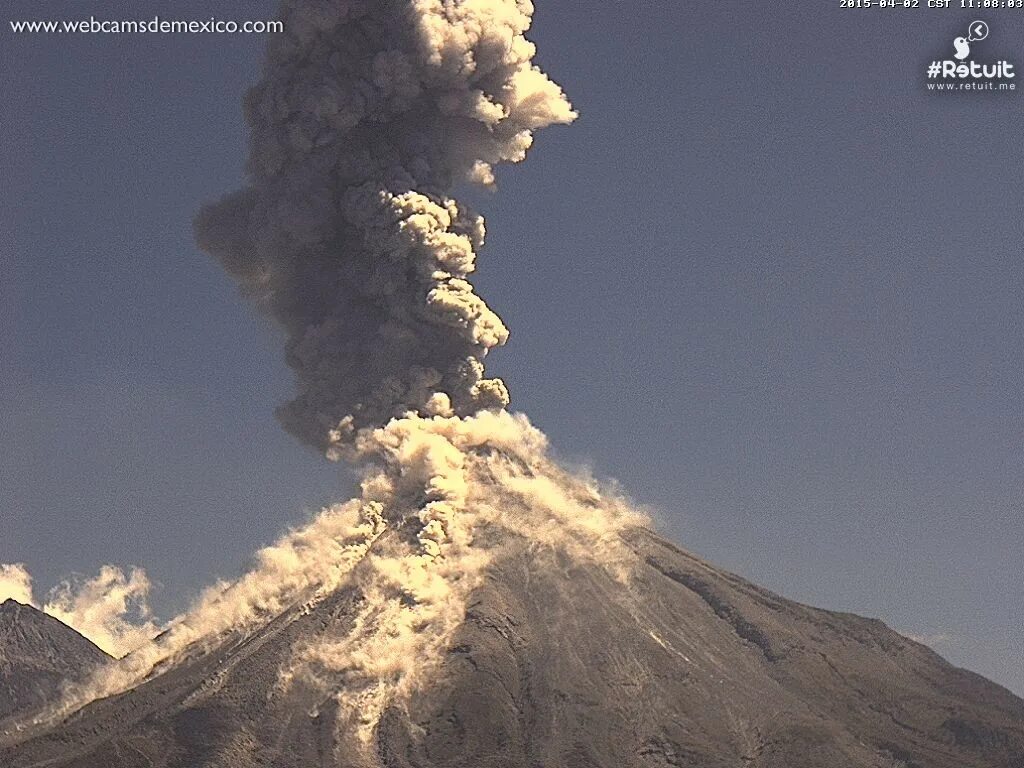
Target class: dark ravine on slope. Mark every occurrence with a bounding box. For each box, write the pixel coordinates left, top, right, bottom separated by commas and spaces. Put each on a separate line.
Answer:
1, 529, 1022, 768
0, 599, 112, 722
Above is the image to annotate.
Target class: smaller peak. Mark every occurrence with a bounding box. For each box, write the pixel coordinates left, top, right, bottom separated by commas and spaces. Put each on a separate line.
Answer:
1, 598, 36, 614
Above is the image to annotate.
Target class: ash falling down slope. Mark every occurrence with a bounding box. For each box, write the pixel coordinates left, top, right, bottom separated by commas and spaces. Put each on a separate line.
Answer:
2, 1, 1023, 766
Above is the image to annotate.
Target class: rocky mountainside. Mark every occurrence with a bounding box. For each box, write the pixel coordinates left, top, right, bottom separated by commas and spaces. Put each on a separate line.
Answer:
1, 529, 1022, 768
0, 599, 111, 722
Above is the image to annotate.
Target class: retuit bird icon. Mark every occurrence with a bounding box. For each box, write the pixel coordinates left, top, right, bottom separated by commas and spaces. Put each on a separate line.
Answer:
954, 37, 971, 61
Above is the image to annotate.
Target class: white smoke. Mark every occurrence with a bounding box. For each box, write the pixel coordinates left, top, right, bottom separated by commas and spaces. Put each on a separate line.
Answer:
281, 411, 645, 748
39, 412, 644, 746
0, 564, 34, 606
41, 567, 161, 659
0, 563, 158, 658
50, 499, 388, 710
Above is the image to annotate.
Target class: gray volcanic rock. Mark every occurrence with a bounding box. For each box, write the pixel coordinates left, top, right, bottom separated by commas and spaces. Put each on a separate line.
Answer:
2, 530, 1023, 768
0, 599, 112, 722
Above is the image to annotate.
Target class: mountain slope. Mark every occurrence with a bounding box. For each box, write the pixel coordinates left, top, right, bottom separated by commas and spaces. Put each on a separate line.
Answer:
0, 600, 112, 722
1, 530, 1022, 768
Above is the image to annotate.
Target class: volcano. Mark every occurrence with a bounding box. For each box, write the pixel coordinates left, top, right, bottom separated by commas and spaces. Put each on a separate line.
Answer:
2, 528, 1022, 768
4, 2, 1021, 767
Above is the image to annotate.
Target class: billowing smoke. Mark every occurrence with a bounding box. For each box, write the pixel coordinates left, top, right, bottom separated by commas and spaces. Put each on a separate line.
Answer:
41, 566, 160, 658
189, 2, 585, 738
195, 0, 576, 449
41, 413, 643, 744
0, 563, 159, 658
14, 0, 649, 751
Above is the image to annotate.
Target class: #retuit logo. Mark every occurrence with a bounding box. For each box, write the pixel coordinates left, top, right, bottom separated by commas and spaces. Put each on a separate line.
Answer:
926, 20, 1017, 92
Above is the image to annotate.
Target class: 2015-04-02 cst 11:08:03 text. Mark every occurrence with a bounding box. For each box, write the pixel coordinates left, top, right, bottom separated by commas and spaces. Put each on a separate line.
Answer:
841, 0, 1024, 8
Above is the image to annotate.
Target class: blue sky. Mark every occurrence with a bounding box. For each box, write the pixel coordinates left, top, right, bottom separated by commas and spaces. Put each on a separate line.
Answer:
2, 2, 1022, 694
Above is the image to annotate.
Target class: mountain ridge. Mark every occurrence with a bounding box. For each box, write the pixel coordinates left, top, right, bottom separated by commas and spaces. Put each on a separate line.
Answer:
2, 528, 1022, 768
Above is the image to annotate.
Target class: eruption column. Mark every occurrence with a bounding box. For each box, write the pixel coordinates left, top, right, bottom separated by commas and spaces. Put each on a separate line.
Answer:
195, 0, 577, 450
23, 2, 648, 753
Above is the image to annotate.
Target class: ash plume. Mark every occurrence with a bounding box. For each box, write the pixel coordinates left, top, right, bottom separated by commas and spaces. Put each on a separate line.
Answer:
191, 1, 589, 733
195, 0, 576, 450
12, 1, 647, 752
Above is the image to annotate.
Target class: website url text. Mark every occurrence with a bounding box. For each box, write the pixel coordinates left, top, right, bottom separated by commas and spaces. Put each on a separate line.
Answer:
9, 16, 283, 35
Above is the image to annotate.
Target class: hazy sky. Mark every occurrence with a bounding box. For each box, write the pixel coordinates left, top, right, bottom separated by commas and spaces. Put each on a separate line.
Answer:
2, 2, 1022, 694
